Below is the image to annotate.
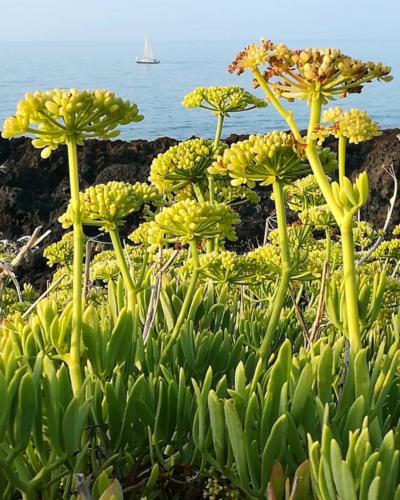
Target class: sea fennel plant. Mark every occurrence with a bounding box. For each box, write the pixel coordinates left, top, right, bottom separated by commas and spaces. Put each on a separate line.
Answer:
229, 40, 392, 355
1, 89, 143, 394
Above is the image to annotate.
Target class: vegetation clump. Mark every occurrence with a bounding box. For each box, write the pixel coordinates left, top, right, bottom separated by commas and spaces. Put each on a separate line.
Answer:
0, 44, 399, 499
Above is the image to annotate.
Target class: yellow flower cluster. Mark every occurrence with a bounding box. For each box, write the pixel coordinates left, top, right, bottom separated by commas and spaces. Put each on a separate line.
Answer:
211, 131, 308, 187
284, 174, 326, 211
246, 244, 281, 282
299, 205, 336, 231
1, 89, 143, 158
148, 199, 240, 247
371, 239, 400, 260
183, 250, 254, 285
215, 181, 260, 205
149, 138, 225, 196
353, 221, 381, 248
128, 221, 153, 245
90, 246, 145, 282
43, 232, 75, 268
230, 39, 392, 104
315, 108, 381, 144
59, 181, 161, 231
182, 86, 266, 114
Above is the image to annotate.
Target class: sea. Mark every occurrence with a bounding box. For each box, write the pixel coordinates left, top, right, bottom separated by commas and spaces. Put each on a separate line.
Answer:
0, 39, 399, 141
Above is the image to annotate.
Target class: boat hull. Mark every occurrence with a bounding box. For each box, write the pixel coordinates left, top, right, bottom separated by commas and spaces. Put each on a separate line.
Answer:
136, 59, 160, 64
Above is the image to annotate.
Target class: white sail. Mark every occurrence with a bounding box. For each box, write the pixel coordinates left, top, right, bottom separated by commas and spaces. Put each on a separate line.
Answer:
136, 36, 160, 64
143, 36, 154, 60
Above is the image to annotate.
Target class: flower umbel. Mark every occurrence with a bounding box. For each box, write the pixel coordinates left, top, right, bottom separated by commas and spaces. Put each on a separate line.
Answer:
182, 86, 266, 115
211, 131, 308, 187
230, 39, 392, 104
313, 108, 381, 144
1, 89, 143, 157
149, 138, 225, 197
59, 181, 161, 231
148, 199, 240, 247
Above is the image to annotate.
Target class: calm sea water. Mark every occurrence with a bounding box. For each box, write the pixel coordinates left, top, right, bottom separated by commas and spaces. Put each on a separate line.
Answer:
0, 40, 399, 140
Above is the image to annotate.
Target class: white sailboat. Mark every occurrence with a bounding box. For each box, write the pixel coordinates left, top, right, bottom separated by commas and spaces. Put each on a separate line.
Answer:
136, 36, 160, 64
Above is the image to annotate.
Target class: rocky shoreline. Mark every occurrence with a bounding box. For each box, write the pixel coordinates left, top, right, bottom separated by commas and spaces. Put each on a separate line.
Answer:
0, 130, 399, 289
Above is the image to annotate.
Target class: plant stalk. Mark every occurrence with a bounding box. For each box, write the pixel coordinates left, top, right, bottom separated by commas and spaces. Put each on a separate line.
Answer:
160, 241, 200, 364
341, 214, 362, 354
259, 180, 291, 360
109, 229, 136, 311
338, 135, 347, 187
66, 139, 83, 395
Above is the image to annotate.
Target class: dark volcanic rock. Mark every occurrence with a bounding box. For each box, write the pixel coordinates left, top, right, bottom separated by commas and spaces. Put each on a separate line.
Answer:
0, 130, 399, 288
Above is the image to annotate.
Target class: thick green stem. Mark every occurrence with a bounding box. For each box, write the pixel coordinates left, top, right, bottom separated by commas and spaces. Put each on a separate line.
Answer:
208, 113, 224, 205
338, 135, 347, 187
109, 229, 136, 310
253, 68, 302, 142
341, 214, 361, 354
207, 114, 225, 252
67, 139, 83, 396
325, 228, 332, 262
306, 96, 322, 140
259, 181, 291, 360
160, 241, 200, 363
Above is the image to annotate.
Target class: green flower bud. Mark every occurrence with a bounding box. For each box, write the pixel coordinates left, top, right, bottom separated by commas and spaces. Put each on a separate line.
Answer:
59, 181, 161, 232
1, 89, 143, 157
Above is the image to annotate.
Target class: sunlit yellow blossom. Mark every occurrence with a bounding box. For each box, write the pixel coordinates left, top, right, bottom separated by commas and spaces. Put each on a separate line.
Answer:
2, 89, 143, 157
59, 182, 161, 231
148, 199, 240, 247
182, 86, 266, 115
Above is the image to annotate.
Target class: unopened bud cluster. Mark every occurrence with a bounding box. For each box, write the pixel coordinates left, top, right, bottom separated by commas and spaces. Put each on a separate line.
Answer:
314, 108, 381, 144
2, 89, 143, 157
148, 199, 240, 247
212, 131, 307, 187
182, 86, 266, 114
183, 250, 254, 284
59, 181, 161, 231
299, 205, 336, 231
284, 174, 326, 211
150, 138, 225, 196
43, 232, 75, 268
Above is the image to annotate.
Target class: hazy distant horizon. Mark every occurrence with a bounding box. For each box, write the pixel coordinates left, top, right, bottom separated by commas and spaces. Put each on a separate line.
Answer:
1, 0, 400, 43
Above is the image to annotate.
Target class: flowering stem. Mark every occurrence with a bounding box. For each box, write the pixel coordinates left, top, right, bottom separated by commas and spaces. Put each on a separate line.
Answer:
109, 229, 136, 311
160, 241, 200, 364
259, 180, 291, 360
338, 135, 347, 187
207, 113, 224, 252
253, 68, 302, 142
66, 138, 83, 396
341, 213, 362, 354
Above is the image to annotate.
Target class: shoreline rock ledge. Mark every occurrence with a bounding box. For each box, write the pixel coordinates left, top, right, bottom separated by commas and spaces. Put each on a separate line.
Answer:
0, 130, 399, 288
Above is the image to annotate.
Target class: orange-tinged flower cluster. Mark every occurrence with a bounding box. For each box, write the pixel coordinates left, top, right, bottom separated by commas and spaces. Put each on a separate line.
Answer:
229, 39, 392, 104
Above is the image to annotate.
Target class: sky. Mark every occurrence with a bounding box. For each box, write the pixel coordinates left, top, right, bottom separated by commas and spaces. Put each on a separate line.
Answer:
0, 0, 399, 42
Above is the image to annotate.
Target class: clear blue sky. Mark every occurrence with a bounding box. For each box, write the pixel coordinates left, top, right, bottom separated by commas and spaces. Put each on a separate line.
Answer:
0, 0, 399, 41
